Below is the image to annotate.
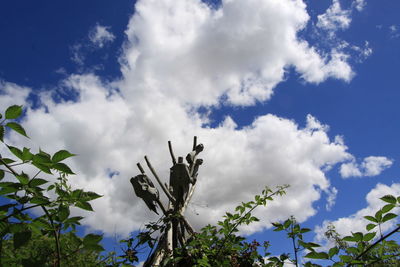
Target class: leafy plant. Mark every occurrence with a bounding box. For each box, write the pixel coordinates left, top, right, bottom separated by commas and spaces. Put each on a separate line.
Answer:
0, 105, 104, 267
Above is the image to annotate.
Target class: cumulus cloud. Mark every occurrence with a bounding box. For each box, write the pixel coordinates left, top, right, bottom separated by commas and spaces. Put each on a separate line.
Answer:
89, 24, 115, 48
5, 75, 354, 235
2, 0, 370, 236
314, 183, 400, 247
340, 156, 393, 178
0, 80, 31, 108
123, 0, 353, 107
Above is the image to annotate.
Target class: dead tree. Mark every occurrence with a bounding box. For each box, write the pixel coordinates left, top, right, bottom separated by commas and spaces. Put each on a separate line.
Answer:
130, 137, 203, 266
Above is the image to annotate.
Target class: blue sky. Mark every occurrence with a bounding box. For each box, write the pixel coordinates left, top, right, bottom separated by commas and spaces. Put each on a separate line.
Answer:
1, 0, 400, 263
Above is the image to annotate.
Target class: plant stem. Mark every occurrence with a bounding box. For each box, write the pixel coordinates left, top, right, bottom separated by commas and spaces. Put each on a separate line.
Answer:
0, 203, 51, 222
291, 223, 298, 267
41, 206, 61, 267
349, 224, 400, 266
215, 186, 288, 258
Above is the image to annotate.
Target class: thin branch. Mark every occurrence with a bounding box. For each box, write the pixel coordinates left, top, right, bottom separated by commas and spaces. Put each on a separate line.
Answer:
291, 223, 299, 267
0, 203, 51, 222
8, 162, 27, 167
32, 170, 41, 180
192, 136, 197, 151
156, 199, 167, 215
0, 158, 20, 176
168, 141, 176, 165
180, 216, 195, 235
41, 206, 61, 267
144, 156, 175, 204
137, 163, 145, 174
181, 184, 196, 214
216, 186, 289, 258
365, 252, 400, 266
348, 224, 400, 266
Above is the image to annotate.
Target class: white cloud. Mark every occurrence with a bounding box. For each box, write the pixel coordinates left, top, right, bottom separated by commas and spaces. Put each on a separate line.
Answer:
5, 75, 354, 235
315, 183, 400, 247
2, 0, 368, 236
326, 187, 338, 211
340, 156, 393, 178
123, 0, 353, 107
350, 41, 373, 62
89, 24, 115, 48
362, 156, 393, 176
352, 0, 366, 12
317, 0, 351, 32
0, 80, 31, 109
70, 43, 85, 66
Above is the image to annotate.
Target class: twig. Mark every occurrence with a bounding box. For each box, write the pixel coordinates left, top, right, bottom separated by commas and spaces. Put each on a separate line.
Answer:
180, 216, 195, 235
136, 163, 145, 174
348, 224, 400, 266
144, 156, 176, 203
0, 203, 51, 222
192, 136, 197, 151
156, 199, 167, 215
181, 184, 196, 214
41, 206, 61, 267
0, 158, 20, 176
168, 141, 176, 165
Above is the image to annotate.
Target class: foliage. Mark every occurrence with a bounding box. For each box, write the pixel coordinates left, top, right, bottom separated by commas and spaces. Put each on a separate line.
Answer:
0, 105, 105, 267
127, 185, 400, 267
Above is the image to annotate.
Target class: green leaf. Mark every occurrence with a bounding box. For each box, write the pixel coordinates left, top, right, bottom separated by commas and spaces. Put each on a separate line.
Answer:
83, 233, 103, 244
5, 105, 23, 119
7, 145, 24, 160
30, 196, 49, 205
343, 236, 357, 242
0, 158, 15, 165
380, 194, 397, 204
22, 147, 33, 161
382, 213, 397, 223
381, 203, 395, 214
32, 153, 52, 164
375, 210, 383, 221
76, 201, 93, 211
0, 125, 4, 142
28, 178, 48, 187
13, 230, 32, 249
366, 223, 377, 231
82, 191, 102, 201
328, 247, 339, 258
16, 172, 29, 185
339, 255, 353, 263
64, 216, 83, 225
58, 205, 70, 222
83, 233, 104, 251
5, 122, 28, 138
305, 251, 329, 260
52, 150, 75, 163
363, 232, 376, 242
283, 219, 291, 229
346, 247, 359, 255
364, 215, 378, 223
0, 170, 4, 181
47, 184, 55, 191
352, 232, 363, 242
32, 162, 52, 174
300, 228, 311, 233
51, 162, 75, 174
